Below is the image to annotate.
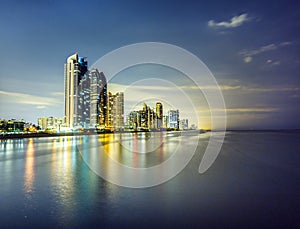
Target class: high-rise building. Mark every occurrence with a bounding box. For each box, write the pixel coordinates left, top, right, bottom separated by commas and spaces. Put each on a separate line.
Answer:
89, 69, 107, 128
64, 53, 87, 128
98, 71, 107, 127
106, 92, 124, 130
156, 102, 163, 129
128, 102, 157, 131
180, 119, 189, 130
77, 74, 91, 128
128, 111, 140, 130
64, 53, 108, 129
168, 109, 179, 129
77, 69, 107, 129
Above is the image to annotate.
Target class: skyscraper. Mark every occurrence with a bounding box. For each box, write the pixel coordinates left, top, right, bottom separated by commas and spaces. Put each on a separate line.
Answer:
180, 119, 189, 130
156, 102, 163, 129
89, 69, 107, 128
77, 74, 90, 128
128, 103, 156, 131
76, 69, 107, 129
64, 53, 87, 128
168, 109, 179, 130
106, 92, 124, 130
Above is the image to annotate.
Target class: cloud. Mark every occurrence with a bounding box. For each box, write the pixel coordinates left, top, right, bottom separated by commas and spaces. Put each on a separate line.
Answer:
181, 85, 241, 91
243, 56, 252, 63
109, 82, 300, 95
36, 105, 47, 109
241, 86, 299, 93
239, 41, 293, 57
109, 82, 243, 93
225, 107, 278, 113
266, 59, 280, 66
208, 13, 250, 28
198, 107, 278, 113
0, 90, 61, 106
52, 92, 64, 96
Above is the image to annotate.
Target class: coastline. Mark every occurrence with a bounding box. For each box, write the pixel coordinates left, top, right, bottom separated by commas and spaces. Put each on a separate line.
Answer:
1, 129, 299, 140
0, 129, 207, 140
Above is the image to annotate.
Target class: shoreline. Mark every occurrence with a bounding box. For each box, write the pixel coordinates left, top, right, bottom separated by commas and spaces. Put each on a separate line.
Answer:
1, 129, 299, 140
0, 129, 207, 140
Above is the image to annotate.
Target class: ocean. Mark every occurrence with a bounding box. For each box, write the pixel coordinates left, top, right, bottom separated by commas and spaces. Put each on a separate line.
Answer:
0, 131, 299, 228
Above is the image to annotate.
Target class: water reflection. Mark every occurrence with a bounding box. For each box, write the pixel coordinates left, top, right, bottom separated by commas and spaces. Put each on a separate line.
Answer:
78, 132, 200, 187
45, 136, 80, 226
24, 139, 35, 195
81, 132, 181, 171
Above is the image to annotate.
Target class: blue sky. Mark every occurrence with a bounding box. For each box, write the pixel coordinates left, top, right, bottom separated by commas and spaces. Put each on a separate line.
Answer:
0, 0, 299, 129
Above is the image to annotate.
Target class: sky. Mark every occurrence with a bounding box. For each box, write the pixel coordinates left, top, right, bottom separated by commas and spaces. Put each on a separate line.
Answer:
0, 0, 299, 129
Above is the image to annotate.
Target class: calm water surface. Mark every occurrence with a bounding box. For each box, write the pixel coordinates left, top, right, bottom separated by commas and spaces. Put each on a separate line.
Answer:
0, 131, 299, 228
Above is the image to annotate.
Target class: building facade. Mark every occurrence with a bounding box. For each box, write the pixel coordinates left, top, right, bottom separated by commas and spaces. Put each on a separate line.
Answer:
106, 92, 124, 130
180, 119, 189, 130
0, 119, 26, 133
77, 74, 91, 128
168, 109, 179, 130
89, 69, 107, 129
64, 53, 108, 129
128, 102, 157, 131
64, 53, 88, 128
38, 117, 64, 131
156, 102, 163, 129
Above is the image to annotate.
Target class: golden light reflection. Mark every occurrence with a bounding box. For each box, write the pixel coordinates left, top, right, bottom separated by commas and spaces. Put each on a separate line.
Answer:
132, 134, 139, 168
24, 138, 35, 194
102, 134, 114, 176
51, 138, 57, 174
50, 136, 76, 221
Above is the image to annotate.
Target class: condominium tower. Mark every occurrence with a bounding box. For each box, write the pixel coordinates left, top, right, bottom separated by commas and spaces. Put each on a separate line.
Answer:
168, 109, 179, 129
64, 53, 87, 128
89, 69, 107, 128
106, 92, 124, 130
156, 102, 163, 129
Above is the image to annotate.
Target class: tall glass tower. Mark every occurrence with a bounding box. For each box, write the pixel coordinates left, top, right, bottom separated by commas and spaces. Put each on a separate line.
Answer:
64, 53, 87, 128
156, 102, 163, 129
89, 69, 107, 128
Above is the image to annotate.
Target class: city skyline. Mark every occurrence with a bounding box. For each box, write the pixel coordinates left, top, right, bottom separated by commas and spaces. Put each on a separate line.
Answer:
62, 52, 188, 132
0, 1, 299, 129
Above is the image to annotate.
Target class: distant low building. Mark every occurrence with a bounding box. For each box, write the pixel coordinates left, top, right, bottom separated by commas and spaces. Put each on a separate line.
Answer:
37, 117, 64, 131
0, 119, 26, 133
190, 124, 197, 130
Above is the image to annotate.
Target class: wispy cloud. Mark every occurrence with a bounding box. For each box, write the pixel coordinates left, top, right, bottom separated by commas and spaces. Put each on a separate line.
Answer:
226, 107, 278, 113
198, 107, 278, 114
0, 90, 61, 106
109, 82, 299, 94
36, 105, 47, 109
208, 13, 250, 28
52, 92, 64, 97
239, 41, 293, 63
242, 86, 299, 93
240, 42, 292, 56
